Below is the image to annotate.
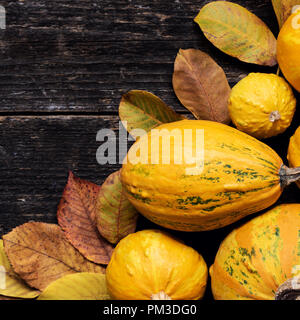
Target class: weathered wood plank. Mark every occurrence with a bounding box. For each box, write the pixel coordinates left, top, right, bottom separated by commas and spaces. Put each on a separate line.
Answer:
3, 0, 277, 42
0, 115, 120, 235
0, 0, 278, 112
0, 40, 269, 114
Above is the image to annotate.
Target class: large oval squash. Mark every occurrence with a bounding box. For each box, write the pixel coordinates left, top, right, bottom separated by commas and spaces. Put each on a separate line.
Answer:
210, 204, 300, 300
121, 120, 300, 231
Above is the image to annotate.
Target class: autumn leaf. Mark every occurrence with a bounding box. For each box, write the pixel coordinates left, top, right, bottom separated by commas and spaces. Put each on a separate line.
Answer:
0, 240, 40, 299
57, 172, 114, 265
3, 222, 105, 290
0, 295, 21, 300
272, 0, 300, 28
119, 90, 184, 139
38, 273, 110, 300
93, 170, 138, 244
194, 1, 277, 66
172, 49, 231, 124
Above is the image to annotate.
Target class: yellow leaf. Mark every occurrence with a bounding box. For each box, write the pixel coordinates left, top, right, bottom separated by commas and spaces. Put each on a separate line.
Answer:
194, 1, 277, 66
3, 222, 105, 290
119, 90, 184, 139
0, 240, 39, 299
38, 273, 111, 300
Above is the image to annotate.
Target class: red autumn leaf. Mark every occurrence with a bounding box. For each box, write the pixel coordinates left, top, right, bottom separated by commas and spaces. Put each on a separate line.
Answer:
57, 172, 114, 265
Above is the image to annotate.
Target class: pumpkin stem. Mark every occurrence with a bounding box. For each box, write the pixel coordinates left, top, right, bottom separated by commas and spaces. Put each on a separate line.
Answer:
279, 165, 300, 188
151, 291, 172, 300
275, 276, 300, 300
269, 111, 281, 122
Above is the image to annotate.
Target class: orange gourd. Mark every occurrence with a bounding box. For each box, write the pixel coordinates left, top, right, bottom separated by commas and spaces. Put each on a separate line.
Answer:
106, 229, 208, 300
210, 204, 300, 300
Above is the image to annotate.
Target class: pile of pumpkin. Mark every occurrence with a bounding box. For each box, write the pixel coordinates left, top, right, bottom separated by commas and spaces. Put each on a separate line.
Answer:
107, 2, 300, 300
1, 1, 300, 301
109, 2, 300, 300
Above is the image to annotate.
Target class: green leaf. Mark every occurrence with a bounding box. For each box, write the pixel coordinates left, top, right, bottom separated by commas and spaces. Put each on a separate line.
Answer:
194, 1, 277, 66
93, 170, 139, 244
272, 0, 300, 28
119, 90, 184, 139
0, 240, 40, 299
38, 273, 110, 300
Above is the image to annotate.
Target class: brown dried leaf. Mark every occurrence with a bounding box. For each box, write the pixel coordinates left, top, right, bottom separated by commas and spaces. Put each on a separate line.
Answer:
172, 49, 231, 124
3, 222, 105, 291
0, 240, 40, 299
94, 170, 138, 244
57, 172, 114, 264
272, 0, 299, 28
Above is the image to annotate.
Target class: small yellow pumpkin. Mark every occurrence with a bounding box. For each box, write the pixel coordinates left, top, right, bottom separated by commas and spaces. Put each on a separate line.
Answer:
210, 204, 300, 300
106, 229, 208, 300
288, 126, 300, 188
228, 73, 296, 139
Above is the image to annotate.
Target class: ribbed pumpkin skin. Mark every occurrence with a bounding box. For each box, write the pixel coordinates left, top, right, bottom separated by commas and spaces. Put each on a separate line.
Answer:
121, 120, 283, 231
210, 204, 300, 300
106, 229, 208, 300
288, 126, 300, 188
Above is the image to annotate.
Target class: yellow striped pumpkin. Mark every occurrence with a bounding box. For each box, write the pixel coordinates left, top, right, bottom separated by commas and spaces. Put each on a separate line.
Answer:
121, 120, 300, 231
210, 204, 300, 300
288, 126, 300, 188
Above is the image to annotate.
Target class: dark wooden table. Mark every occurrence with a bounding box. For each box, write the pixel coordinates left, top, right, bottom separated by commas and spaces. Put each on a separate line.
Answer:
0, 0, 299, 300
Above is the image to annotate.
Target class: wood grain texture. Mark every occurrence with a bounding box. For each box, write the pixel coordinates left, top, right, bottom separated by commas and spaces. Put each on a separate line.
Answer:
0, 115, 121, 235
0, 0, 277, 113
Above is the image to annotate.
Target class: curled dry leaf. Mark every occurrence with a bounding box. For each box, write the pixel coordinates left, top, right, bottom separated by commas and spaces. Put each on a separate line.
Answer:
0, 240, 40, 299
194, 1, 277, 66
38, 272, 110, 300
93, 170, 138, 244
3, 222, 105, 291
172, 48, 231, 124
57, 171, 114, 264
272, 0, 300, 28
119, 90, 184, 139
